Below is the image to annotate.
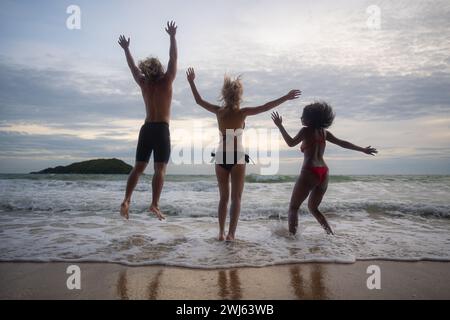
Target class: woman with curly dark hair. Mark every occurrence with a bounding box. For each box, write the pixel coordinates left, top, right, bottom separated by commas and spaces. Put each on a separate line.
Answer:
272, 102, 377, 235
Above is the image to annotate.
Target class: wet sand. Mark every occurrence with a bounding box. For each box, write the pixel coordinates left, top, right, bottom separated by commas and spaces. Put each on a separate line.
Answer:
0, 261, 449, 299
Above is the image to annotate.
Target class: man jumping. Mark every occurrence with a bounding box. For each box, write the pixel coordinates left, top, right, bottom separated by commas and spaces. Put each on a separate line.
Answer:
119, 21, 177, 220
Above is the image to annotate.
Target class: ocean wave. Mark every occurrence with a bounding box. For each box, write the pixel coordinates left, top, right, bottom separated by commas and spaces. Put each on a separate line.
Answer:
2, 173, 450, 185
245, 174, 296, 183
328, 202, 450, 219
1, 210, 449, 268
1, 200, 448, 219
244, 174, 450, 184
1, 232, 449, 268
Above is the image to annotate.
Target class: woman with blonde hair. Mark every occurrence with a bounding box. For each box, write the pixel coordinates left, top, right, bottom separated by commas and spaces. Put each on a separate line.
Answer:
187, 67, 300, 240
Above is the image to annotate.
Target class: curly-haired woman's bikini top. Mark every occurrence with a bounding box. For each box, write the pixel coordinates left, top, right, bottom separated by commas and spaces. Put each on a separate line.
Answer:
300, 129, 326, 153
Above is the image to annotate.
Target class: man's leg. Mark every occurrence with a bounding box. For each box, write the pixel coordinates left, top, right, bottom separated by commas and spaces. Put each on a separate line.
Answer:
149, 162, 167, 220
121, 161, 148, 219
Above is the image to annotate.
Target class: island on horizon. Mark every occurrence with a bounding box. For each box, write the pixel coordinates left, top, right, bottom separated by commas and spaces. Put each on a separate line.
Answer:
30, 158, 133, 174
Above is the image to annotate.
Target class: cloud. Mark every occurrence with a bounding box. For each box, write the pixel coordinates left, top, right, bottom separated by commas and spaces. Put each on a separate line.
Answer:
0, 0, 449, 173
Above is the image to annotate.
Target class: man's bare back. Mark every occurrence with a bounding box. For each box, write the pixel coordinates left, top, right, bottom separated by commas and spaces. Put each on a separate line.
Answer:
141, 78, 173, 124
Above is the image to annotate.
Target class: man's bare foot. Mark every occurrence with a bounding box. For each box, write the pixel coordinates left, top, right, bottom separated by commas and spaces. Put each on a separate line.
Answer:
149, 204, 165, 221
120, 201, 129, 220
226, 234, 235, 241
288, 211, 298, 235
218, 232, 225, 241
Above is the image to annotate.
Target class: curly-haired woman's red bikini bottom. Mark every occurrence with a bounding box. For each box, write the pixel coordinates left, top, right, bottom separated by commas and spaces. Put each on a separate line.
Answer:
306, 166, 328, 183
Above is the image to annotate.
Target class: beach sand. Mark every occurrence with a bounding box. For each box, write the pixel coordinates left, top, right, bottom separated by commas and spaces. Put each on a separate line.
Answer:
0, 261, 449, 299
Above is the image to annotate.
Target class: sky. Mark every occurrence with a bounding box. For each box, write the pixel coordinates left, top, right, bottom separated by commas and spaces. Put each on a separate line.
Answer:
0, 0, 449, 174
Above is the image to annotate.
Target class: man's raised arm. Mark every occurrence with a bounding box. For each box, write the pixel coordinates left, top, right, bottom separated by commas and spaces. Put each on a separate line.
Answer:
118, 35, 144, 86
165, 21, 178, 82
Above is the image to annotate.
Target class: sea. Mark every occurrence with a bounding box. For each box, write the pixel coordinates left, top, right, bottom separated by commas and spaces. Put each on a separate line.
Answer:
0, 174, 449, 268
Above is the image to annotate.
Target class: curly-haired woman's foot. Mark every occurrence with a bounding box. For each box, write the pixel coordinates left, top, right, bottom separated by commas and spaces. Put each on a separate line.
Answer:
288, 211, 298, 235
323, 224, 334, 235
120, 201, 129, 220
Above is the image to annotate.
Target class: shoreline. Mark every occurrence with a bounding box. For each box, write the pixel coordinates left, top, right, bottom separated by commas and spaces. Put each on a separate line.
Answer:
1, 261, 449, 299
1, 257, 450, 269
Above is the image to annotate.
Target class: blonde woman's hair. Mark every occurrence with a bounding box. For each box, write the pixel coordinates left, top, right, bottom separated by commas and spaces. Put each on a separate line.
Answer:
138, 57, 164, 82
220, 75, 243, 108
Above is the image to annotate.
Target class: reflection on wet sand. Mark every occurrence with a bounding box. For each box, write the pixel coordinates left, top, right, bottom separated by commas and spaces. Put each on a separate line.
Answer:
116, 269, 164, 299
115, 263, 327, 299
218, 269, 242, 299
117, 270, 129, 300
147, 269, 164, 299
289, 264, 328, 299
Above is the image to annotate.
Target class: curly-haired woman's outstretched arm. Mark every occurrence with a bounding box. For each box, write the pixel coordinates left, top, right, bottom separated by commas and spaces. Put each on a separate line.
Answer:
326, 131, 378, 155
272, 111, 305, 147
